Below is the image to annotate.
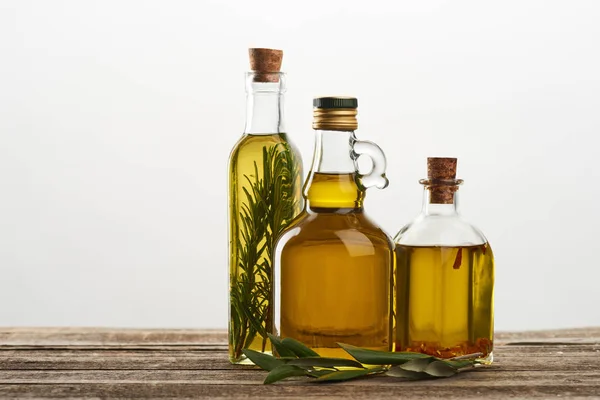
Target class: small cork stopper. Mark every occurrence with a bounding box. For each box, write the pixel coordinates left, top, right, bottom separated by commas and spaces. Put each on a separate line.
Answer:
427, 157, 458, 204
249, 48, 283, 83
428, 157, 457, 181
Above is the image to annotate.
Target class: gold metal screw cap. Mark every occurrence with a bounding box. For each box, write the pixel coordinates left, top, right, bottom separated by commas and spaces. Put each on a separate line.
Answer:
312, 96, 358, 131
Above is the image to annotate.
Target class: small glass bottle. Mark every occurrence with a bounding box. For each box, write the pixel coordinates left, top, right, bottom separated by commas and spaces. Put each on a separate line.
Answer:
228, 49, 303, 364
275, 97, 394, 358
394, 158, 494, 363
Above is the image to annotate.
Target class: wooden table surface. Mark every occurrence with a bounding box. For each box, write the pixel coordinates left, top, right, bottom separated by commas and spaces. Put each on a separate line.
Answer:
0, 328, 598, 399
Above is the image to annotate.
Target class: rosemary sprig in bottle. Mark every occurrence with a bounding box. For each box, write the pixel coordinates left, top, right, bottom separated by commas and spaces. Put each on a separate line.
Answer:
230, 143, 301, 362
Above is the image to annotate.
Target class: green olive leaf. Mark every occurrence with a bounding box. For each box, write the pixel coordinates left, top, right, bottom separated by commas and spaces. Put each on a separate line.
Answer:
444, 359, 476, 369
424, 360, 458, 377
267, 334, 297, 358
306, 369, 334, 378
281, 337, 320, 358
399, 357, 435, 372
287, 357, 364, 369
337, 343, 431, 365
242, 349, 285, 371
264, 364, 309, 384
247, 337, 482, 385
315, 367, 386, 383
386, 366, 431, 380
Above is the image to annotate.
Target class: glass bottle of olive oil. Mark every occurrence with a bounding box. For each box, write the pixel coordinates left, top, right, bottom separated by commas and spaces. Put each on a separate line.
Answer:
394, 158, 494, 364
275, 97, 393, 358
228, 49, 303, 364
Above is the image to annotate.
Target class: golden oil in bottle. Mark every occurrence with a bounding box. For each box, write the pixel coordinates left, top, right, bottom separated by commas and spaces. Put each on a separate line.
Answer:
276, 97, 393, 359
395, 244, 494, 362
279, 172, 393, 358
394, 158, 495, 364
229, 133, 302, 363
228, 49, 303, 364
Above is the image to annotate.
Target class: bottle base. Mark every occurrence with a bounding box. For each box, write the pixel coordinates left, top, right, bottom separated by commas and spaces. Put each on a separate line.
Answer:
477, 351, 493, 365
395, 339, 493, 364
229, 351, 273, 365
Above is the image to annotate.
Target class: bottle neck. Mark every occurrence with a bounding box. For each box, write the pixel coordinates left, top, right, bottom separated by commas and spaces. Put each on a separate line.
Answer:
421, 186, 460, 216
244, 73, 286, 135
304, 130, 363, 211
310, 130, 356, 173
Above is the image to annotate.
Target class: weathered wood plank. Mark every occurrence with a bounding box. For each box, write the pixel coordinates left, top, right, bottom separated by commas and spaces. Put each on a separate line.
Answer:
0, 382, 598, 399
1, 343, 596, 354
0, 328, 598, 399
2, 327, 599, 346
1, 369, 600, 384
0, 348, 598, 371
0, 328, 225, 346
496, 327, 600, 342
0, 345, 228, 351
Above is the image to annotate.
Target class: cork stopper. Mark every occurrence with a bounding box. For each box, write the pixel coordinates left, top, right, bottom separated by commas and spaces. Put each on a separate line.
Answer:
427, 157, 458, 204
428, 157, 457, 181
249, 48, 283, 83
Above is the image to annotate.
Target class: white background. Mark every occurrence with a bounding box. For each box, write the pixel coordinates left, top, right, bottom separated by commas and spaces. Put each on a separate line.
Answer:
1, 0, 599, 331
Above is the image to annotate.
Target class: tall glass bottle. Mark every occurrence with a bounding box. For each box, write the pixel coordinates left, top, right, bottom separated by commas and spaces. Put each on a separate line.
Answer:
275, 97, 393, 358
394, 158, 494, 363
228, 49, 303, 364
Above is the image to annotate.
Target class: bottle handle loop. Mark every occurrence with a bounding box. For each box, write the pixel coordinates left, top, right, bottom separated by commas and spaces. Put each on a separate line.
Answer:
351, 139, 389, 190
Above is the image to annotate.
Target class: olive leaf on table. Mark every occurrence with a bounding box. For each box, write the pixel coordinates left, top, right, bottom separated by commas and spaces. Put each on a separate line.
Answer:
242, 336, 484, 384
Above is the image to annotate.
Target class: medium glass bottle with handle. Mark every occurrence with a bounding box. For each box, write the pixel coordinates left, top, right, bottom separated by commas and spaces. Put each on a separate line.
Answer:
228, 49, 303, 364
394, 158, 494, 363
275, 97, 393, 358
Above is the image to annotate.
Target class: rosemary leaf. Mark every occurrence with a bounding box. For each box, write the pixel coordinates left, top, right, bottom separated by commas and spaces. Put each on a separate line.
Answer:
230, 142, 301, 360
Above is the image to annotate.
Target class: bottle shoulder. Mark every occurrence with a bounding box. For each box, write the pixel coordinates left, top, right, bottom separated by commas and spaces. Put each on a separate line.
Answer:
279, 132, 302, 154
228, 133, 304, 183
229, 133, 302, 162
277, 211, 393, 249
394, 213, 489, 247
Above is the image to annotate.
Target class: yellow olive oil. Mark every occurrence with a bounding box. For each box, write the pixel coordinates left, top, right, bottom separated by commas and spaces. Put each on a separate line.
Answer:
395, 244, 494, 363
228, 133, 302, 363
279, 173, 393, 358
